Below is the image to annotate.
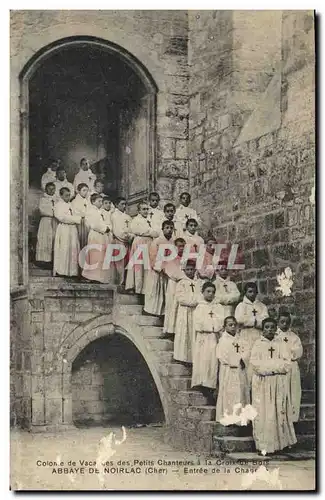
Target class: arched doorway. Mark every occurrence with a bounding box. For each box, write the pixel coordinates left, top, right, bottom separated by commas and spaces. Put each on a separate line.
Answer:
71, 332, 164, 427
20, 36, 157, 268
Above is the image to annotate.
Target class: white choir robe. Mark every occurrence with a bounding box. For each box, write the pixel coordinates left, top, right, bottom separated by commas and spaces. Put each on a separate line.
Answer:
159, 219, 184, 240
213, 275, 241, 318
173, 277, 202, 363
183, 231, 205, 251
41, 169, 56, 191
125, 214, 159, 294
148, 207, 164, 234
144, 235, 173, 315
250, 337, 297, 453
73, 168, 97, 192
36, 194, 57, 262
53, 200, 81, 276
175, 204, 201, 230
71, 194, 90, 248
81, 205, 112, 283
163, 258, 185, 334
54, 179, 75, 199
111, 209, 133, 285
215, 332, 250, 422
197, 251, 215, 281
275, 328, 303, 422
191, 301, 224, 388
100, 208, 112, 226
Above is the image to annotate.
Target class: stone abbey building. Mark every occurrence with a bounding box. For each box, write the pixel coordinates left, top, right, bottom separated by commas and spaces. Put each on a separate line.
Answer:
10, 10, 315, 453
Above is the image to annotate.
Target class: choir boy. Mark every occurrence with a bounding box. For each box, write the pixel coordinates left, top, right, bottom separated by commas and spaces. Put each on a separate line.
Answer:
215, 316, 250, 422
250, 317, 297, 455
54, 167, 75, 199
101, 196, 113, 225
144, 220, 174, 316
81, 193, 112, 283
35, 182, 57, 265
41, 159, 59, 191
91, 179, 105, 197
162, 203, 182, 239
147, 192, 164, 233
175, 192, 201, 231
71, 183, 90, 249
163, 238, 186, 335
183, 218, 204, 251
191, 282, 224, 404
197, 237, 217, 282
125, 201, 159, 294
275, 311, 303, 422
173, 260, 201, 364
53, 187, 81, 277
214, 260, 240, 317
73, 158, 96, 193
111, 197, 133, 286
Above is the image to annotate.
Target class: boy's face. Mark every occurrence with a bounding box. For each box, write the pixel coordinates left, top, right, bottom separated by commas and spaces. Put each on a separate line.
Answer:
206, 240, 216, 255
164, 206, 175, 220
103, 200, 111, 211
225, 318, 237, 336
95, 182, 104, 194
162, 223, 173, 239
61, 190, 70, 203
57, 170, 66, 181
278, 316, 290, 332
184, 265, 196, 280
149, 195, 159, 208
187, 221, 198, 235
93, 197, 103, 209
139, 204, 149, 218
218, 264, 228, 279
176, 242, 185, 256
46, 185, 56, 196
50, 161, 58, 172
79, 186, 89, 198
263, 321, 277, 341
203, 286, 215, 302
180, 193, 190, 207
81, 159, 89, 171
245, 286, 257, 302
117, 200, 127, 212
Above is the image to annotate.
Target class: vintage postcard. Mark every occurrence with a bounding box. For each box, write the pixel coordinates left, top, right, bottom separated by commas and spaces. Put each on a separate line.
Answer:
10, 9, 316, 491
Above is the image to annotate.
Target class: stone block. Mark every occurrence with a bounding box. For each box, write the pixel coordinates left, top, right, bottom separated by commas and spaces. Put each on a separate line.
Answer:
44, 298, 61, 311
274, 210, 285, 228
164, 74, 189, 94
175, 139, 188, 159
158, 115, 189, 139
23, 351, 31, 371
288, 208, 299, 226
45, 397, 62, 425
31, 312, 44, 323
31, 351, 44, 375
303, 241, 315, 260
303, 273, 315, 290
50, 312, 74, 323
158, 160, 189, 179
31, 395, 45, 425
155, 177, 174, 201
218, 113, 232, 131
252, 248, 269, 268
273, 243, 301, 263
29, 299, 44, 311
158, 136, 175, 159
75, 298, 93, 312
60, 298, 76, 313
74, 312, 97, 323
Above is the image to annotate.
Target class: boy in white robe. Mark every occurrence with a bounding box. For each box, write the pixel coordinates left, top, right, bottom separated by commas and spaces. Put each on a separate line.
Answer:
161, 203, 183, 239
275, 311, 303, 423
53, 187, 81, 277
147, 192, 164, 234
191, 282, 224, 404
214, 260, 241, 318
163, 238, 186, 335
235, 282, 268, 376
250, 317, 297, 455
111, 197, 133, 286
73, 158, 96, 193
173, 260, 202, 364
71, 183, 90, 249
35, 182, 57, 265
101, 197, 113, 225
81, 194, 112, 283
125, 202, 159, 294
215, 316, 250, 422
144, 220, 174, 316
54, 167, 75, 199
41, 159, 59, 191
183, 218, 204, 251
90, 179, 105, 198
175, 192, 201, 231
197, 237, 216, 282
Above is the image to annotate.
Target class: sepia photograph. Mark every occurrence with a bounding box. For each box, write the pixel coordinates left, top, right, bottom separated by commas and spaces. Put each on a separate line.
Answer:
9, 9, 316, 491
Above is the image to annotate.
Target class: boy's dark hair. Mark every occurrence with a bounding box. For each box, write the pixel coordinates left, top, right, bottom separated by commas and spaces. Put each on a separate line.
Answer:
244, 282, 258, 294
149, 192, 160, 200
115, 196, 127, 205
186, 218, 198, 228
202, 281, 216, 293
164, 203, 176, 212
77, 183, 88, 191
59, 187, 70, 196
102, 196, 111, 203
94, 179, 104, 186
137, 201, 148, 210
185, 259, 197, 268
262, 317, 277, 329
224, 315, 237, 327
278, 310, 291, 321
45, 182, 55, 191
180, 191, 191, 199
80, 157, 87, 165
175, 237, 186, 245
56, 166, 65, 172
162, 220, 174, 229
90, 193, 101, 204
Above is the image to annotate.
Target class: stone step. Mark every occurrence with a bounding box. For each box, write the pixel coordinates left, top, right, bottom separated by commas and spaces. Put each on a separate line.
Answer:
160, 363, 192, 377
225, 450, 316, 461
140, 326, 166, 338
168, 376, 192, 391
301, 390, 315, 404
200, 420, 252, 437
133, 315, 164, 327
214, 436, 255, 453
149, 338, 174, 351
116, 304, 143, 315
296, 434, 316, 451
153, 351, 174, 363
186, 405, 215, 421
175, 390, 208, 406
294, 419, 315, 435
115, 293, 144, 305
300, 403, 315, 420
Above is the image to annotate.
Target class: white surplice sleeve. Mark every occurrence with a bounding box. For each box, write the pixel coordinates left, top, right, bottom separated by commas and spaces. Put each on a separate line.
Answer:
176, 280, 199, 307
39, 198, 54, 217
54, 203, 81, 225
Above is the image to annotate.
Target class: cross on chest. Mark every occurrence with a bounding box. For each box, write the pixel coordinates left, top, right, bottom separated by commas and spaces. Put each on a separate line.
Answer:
209, 311, 214, 318
125, 219, 129, 227
252, 308, 257, 316
147, 220, 152, 227
283, 337, 288, 343
149, 211, 154, 218
69, 208, 73, 215
233, 342, 240, 353
223, 283, 228, 291
190, 283, 195, 292
185, 214, 189, 220
101, 213, 105, 220
268, 346, 275, 359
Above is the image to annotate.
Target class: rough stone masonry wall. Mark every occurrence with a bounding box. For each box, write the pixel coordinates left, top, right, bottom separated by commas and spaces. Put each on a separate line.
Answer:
188, 11, 315, 387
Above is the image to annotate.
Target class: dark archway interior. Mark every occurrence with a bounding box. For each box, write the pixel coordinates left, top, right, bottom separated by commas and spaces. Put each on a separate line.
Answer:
71, 333, 164, 427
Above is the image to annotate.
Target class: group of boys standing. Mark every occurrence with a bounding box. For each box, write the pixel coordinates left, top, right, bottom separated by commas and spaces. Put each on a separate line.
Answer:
35, 158, 303, 456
